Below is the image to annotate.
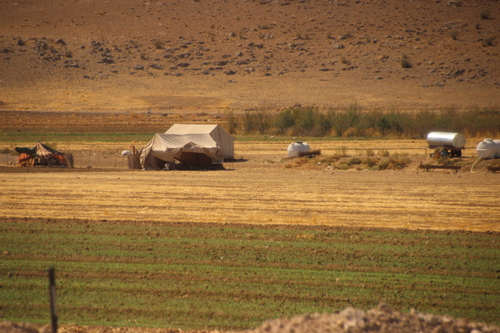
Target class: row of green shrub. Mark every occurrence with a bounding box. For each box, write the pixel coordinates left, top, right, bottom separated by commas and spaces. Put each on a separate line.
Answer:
226, 105, 500, 139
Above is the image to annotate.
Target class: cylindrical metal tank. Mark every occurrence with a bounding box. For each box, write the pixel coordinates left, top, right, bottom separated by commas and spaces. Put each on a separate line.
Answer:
427, 132, 466, 148
287, 142, 310, 158
476, 138, 500, 159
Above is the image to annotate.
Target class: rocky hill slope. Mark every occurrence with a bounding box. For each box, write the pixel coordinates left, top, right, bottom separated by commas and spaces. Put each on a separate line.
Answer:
0, 0, 498, 112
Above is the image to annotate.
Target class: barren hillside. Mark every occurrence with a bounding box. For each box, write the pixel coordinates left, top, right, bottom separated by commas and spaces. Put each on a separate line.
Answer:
0, 0, 499, 112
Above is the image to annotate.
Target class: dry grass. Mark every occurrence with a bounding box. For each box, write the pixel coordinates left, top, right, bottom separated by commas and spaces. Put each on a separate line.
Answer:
1, 164, 498, 233
2, 140, 498, 232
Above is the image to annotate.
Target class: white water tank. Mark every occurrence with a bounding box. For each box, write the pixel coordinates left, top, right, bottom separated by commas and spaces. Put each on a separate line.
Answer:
476, 138, 500, 159
287, 142, 310, 158
427, 132, 466, 148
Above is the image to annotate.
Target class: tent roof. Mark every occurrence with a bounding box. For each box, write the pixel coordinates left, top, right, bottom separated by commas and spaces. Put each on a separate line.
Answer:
165, 124, 219, 135
165, 124, 234, 160
15, 142, 63, 156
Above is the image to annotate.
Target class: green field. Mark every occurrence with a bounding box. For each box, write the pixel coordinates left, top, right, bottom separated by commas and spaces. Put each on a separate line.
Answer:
1, 218, 499, 331
0, 131, 365, 144
0, 132, 154, 144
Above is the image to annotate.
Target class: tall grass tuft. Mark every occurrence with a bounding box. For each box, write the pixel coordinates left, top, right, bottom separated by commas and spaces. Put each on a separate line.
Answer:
233, 106, 500, 139
329, 103, 361, 137
244, 109, 271, 135
225, 111, 240, 134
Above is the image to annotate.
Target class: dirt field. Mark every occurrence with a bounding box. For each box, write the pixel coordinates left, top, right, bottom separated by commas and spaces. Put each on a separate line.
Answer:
1, 140, 499, 233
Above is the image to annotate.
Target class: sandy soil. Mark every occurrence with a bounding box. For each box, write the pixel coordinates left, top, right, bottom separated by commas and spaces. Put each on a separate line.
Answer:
1, 0, 499, 113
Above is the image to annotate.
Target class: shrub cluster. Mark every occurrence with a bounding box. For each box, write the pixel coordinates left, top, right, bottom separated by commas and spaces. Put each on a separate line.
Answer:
284, 151, 413, 171
232, 105, 500, 139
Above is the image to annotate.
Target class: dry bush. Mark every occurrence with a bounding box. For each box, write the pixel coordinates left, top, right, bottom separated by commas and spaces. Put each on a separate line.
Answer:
483, 37, 494, 47
363, 157, 379, 168
318, 155, 340, 165
153, 40, 164, 49
347, 157, 362, 166
480, 10, 491, 20
295, 31, 310, 40
378, 149, 390, 157
284, 157, 312, 169
343, 127, 359, 137
335, 146, 348, 157
401, 54, 412, 68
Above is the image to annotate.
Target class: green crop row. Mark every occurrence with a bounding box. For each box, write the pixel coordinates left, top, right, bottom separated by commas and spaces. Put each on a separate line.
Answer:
0, 132, 153, 144
1, 219, 499, 330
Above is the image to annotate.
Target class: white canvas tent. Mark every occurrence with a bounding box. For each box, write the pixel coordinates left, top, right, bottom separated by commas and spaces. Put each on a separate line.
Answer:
165, 124, 234, 159
139, 124, 234, 170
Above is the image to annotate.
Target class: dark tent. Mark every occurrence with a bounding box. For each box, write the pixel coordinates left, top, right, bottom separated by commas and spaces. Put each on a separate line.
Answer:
15, 142, 73, 167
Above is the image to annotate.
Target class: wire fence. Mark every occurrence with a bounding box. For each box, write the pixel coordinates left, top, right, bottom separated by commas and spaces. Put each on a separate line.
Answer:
0, 146, 481, 169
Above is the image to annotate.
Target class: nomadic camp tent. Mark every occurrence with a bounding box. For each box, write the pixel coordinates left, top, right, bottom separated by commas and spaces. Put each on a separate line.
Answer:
139, 124, 234, 170
15, 142, 73, 167
165, 124, 234, 159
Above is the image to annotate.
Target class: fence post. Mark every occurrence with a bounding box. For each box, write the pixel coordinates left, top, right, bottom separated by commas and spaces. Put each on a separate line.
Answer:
48, 267, 58, 333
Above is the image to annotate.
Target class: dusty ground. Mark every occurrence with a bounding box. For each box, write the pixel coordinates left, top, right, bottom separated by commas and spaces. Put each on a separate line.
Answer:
1, 0, 499, 113
1, 140, 499, 233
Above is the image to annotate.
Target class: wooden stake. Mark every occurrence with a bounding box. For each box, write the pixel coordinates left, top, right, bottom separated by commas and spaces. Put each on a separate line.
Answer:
48, 267, 58, 333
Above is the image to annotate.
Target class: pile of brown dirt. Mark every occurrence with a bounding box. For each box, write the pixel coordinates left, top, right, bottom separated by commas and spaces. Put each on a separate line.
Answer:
0, 322, 39, 333
244, 303, 500, 333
